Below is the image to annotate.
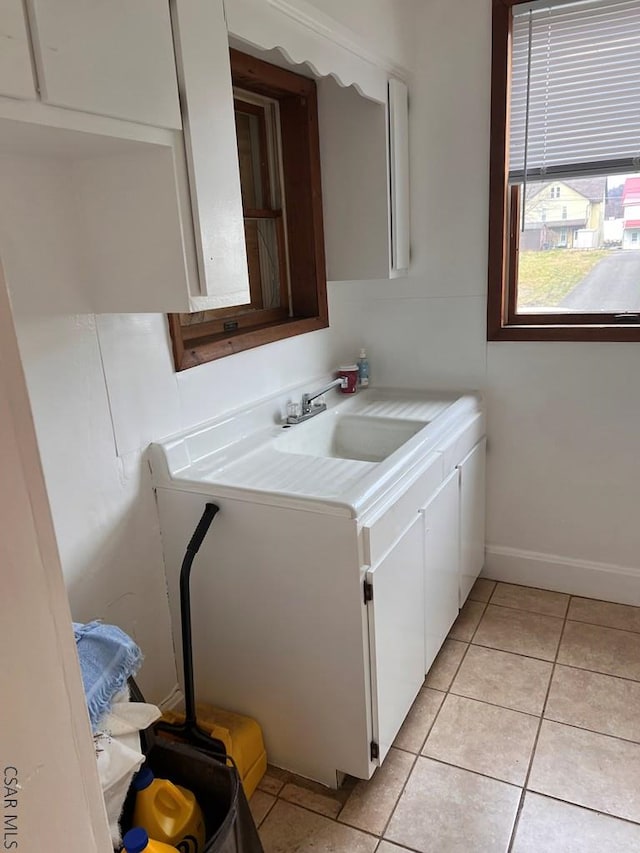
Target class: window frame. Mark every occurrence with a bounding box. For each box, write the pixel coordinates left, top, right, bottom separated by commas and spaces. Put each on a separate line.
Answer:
169, 49, 329, 370
487, 0, 640, 342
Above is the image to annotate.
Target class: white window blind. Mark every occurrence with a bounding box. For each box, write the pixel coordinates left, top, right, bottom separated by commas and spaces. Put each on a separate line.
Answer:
509, 0, 640, 179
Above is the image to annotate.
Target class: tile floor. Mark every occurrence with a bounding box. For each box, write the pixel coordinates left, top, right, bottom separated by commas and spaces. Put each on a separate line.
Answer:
248, 579, 640, 852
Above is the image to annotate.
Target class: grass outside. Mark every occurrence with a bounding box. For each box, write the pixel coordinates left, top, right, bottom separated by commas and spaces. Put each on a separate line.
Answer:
517, 249, 613, 308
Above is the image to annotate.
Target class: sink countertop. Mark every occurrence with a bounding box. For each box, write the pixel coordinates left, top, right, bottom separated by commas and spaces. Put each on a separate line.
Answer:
149, 387, 484, 518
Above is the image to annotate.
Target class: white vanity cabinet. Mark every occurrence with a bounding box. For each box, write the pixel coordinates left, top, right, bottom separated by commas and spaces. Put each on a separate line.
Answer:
0, 0, 36, 100
151, 390, 486, 787
27, 0, 182, 128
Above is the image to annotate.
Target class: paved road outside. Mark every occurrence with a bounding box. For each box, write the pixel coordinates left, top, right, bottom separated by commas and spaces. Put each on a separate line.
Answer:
561, 251, 640, 311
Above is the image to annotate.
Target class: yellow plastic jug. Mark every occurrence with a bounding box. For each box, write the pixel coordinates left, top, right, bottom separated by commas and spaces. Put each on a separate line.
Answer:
122, 826, 179, 852
132, 767, 206, 853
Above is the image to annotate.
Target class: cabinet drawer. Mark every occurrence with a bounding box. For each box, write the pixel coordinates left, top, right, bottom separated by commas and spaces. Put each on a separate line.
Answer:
363, 453, 443, 567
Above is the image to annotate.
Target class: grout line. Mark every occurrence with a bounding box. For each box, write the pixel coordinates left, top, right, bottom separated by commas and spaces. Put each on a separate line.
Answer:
414, 754, 523, 790
469, 639, 556, 665
252, 791, 277, 829
550, 659, 640, 686
520, 790, 640, 829
506, 587, 570, 852
539, 716, 640, 748
565, 615, 640, 637
482, 601, 565, 622
444, 690, 540, 718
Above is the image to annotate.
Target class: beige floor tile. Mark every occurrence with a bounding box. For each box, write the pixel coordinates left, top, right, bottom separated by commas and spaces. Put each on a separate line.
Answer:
424, 639, 468, 690
512, 792, 640, 853
473, 605, 564, 661
393, 687, 444, 753
376, 843, 409, 853
528, 720, 640, 823
451, 645, 553, 715
490, 583, 569, 618
249, 790, 276, 827
279, 778, 346, 819
448, 599, 486, 641
557, 620, 640, 680
422, 694, 538, 785
338, 748, 414, 835
259, 800, 378, 853
258, 766, 290, 796
568, 597, 640, 633
469, 577, 496, 603
545, 664, 640, 742
384, 757, 520, 853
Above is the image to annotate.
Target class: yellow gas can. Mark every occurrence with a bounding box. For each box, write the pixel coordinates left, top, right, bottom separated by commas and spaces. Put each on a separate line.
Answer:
160, 704, 267, 799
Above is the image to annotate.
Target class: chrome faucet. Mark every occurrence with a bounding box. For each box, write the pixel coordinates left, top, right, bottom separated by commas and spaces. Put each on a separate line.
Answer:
286, 377, 348, 424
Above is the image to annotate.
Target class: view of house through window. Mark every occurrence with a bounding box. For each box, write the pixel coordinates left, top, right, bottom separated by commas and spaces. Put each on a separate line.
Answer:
488, 0, 640, 340
513, 173, 640, 314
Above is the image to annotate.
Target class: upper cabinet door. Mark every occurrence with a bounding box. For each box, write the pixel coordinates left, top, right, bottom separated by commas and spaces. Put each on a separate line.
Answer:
26, 0, 182, 128
171, 0, 250, 309
0, 0, 37, 99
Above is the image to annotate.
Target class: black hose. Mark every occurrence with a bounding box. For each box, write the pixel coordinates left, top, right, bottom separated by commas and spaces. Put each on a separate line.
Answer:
180, 503, 219, 728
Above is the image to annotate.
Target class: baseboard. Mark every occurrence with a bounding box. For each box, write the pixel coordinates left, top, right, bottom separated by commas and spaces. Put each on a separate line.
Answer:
484, 545, 640, 607
158, 684, 183, 712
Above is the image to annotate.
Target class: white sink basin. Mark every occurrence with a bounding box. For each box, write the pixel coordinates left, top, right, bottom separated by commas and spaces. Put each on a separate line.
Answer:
275, 413, 428, 463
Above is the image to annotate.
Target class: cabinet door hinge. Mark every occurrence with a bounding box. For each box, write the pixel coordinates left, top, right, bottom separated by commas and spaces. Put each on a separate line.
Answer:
363, 579, 373, 604
370, 741, 379, 761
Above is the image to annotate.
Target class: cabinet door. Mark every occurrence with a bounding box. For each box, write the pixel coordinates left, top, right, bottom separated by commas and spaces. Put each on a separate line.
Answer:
171, 0, 250, 308
367, 514, 425, 764
0, 0, 36, 99
458, 438, 486, 604
422, 471, 460, 672
27, 0, 181, 127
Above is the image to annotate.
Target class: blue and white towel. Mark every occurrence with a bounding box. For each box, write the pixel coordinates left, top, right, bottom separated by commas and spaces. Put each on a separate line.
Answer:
73, 621, 143, 731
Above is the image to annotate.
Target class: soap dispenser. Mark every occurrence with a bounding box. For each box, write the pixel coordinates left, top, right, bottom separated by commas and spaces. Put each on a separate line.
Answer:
357, 348, 370, 387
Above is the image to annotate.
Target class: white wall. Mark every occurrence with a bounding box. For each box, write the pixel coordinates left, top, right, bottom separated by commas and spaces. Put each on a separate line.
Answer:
352, 0, 490, 393
382, 0, 640, 603
306, 0, 418, 68
0, 267, 112, 852
13, 292, 362, 703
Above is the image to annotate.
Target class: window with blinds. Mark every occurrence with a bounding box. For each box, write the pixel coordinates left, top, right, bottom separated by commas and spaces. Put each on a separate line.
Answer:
488, 0, 640, 341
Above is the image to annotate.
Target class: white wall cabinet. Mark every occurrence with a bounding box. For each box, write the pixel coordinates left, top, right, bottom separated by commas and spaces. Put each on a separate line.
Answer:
318, 75, 410, 281
27, 0, 182, 128
423, 471, 460, 671
458, 438, 487, 604
0, 0, 250, 313
0, 0, 406, 311
0, 0, 36, 100
170, 0, 250, 309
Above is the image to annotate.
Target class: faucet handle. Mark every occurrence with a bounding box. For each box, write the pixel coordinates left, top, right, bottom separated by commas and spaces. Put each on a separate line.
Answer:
286, 401, 301, 420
